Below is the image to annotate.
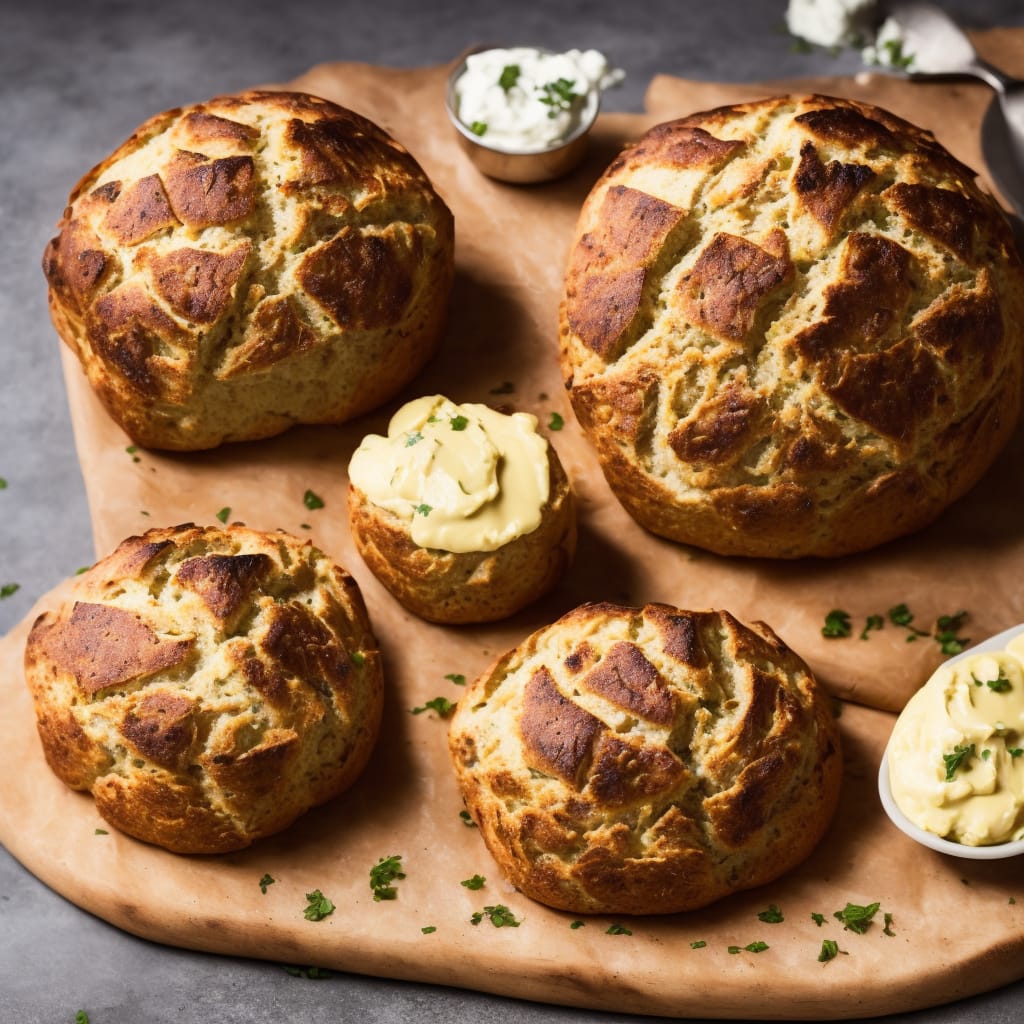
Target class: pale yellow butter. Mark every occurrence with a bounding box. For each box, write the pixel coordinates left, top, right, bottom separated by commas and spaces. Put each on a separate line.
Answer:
888, 635, 1024, 845
348, 395, 550, 554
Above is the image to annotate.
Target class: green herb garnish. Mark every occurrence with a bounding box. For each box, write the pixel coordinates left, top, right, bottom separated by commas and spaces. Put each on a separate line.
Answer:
728, 941, 769, 954
833, 901, 880, 934
303, 889, 335, 921
0, 477, 7, 488
690, 940, 707, 949
538, 77, 579, 116
935, 610, 969, 654
757, 904, 784, 924
882, 38, 915, 69
469, 120, 488, 137
570, 920, 585, 929
405, 430, 424, 447
860, 614, 884, 640
75, 1013, 90, 1024
303, 489, 325, 510
461, 874, 486, 891
470, 904, 520, 928
943, 743, 976, 781
125, 445, 140, 463
986, 667, 1012, 693
411, 696, 456, 717
414, 502, 432, 517
0, 583, 19, 599
216, 506, 231, 523
369, 854, 405, 901
1009, 748, 1023, 758
883, 912, 895, 937
811, 912, 825, 926
818, 939, 842, 963
548, 412, 564, 431
259, 873, 275, 894
498, 64, 521, 91
450, 414, 469, 431
606, 923, 632, 935
889, 603, 929, 641
445, 672, 466, 686
459, 810, 476, 827
822, 609, 852, 639
94, 828, 108, 835
421, 925, 437, 934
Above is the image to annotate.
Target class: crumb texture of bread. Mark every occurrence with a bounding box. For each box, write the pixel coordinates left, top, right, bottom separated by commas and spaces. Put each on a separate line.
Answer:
448, 602, 842, 914
559, 94, 1024, 557
42, 90, 455, 451
24, 523, 383, 854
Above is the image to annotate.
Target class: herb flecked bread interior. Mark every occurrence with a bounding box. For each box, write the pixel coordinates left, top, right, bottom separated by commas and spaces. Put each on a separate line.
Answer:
559, 94, 1024, 558
42, 89, 454, 451
448, 602, 842, 915
23, 523, 383, 854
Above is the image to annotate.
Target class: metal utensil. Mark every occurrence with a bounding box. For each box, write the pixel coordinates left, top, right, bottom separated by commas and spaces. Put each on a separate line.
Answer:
885, 1, 1024, 218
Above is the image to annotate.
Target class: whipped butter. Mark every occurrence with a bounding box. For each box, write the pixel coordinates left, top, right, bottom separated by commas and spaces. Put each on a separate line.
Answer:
452, 47, 622, 153
888, 636, 1024, 846
348, 395, 550, 554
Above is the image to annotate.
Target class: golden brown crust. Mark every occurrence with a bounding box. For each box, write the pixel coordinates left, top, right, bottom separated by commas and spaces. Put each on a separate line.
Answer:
42, 89, 455, 451
448, 603, 842, 915
24, 523, 383, 854
347, 441, 576, 624
559, 94, 1024, 558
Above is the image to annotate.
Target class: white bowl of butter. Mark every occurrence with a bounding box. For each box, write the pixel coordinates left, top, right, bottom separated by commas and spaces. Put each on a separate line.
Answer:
445, 46, 618, 183
879, 623, 1024, 859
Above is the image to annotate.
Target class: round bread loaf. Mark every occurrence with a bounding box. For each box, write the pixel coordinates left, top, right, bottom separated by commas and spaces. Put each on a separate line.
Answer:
448, 602, 842, 915
42, 89, 455, 451
559, 94, 1024, 558
24, 523, 383, 854
347, 397, 576, 623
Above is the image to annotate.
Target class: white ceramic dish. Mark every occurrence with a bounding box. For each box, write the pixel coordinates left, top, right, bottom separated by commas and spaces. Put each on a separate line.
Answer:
878, 622, 1024, 860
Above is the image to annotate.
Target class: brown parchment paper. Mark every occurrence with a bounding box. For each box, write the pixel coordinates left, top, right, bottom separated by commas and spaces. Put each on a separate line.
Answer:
3, 35, 1024, 1019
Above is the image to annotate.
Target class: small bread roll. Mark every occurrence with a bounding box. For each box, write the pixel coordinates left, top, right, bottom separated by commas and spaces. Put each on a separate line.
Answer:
449, 602, 842, 914
42, 90, 454, 451
347, 395, 575, 623
24, 523, 383, 854
559, 94, 1024, 557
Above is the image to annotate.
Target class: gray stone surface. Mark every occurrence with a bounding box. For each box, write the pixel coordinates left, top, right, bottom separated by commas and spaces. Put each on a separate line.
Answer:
2, 1, 1022, 1021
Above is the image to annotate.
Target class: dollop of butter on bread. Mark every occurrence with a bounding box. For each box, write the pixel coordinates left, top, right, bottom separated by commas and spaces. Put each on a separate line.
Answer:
348, 395, 549, 553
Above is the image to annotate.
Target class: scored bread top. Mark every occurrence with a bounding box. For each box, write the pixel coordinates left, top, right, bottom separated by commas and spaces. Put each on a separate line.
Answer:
24, 523, 383, 853
43, 89, 454, 450
559, 94, 1024, 557
448, 602, 842, 914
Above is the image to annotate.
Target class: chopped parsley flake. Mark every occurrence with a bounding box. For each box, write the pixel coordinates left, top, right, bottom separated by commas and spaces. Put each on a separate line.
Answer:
883, 912, 895, 937
459, 810, 477, 827
728, 941, 769, 954
606, 923, 632, 935
1009, 748, 1023, 758
125, 445, 140, 463
0, 477, 7, 488
369, 855, 406, 901
303, 889, 335, 921
690, 940, 707, 949
94, 828, 108, 835
822, 609, 851, 638
75, 1013, 90, 1024
461, 874, 486, 891
811, 912, 826, 926
935, 610, 969, 655
450, 414, 469, 431
444, 673, 466, 686
570, 920, 585, 930
757, 904, 784, 924
469, 120, 488, 136
986, 668, 1012, 693
818, 939, 843, 963
411, 696, 456, 717
405, 430, 424, 446
548, 412, 564, 431
421, 925, 437, 934
860, 614, 884, 640
0, 583, 19, 599
283, 965, 332, 979
216, 506, 231, 523
259, 873, 275, 894
943, 743, 976, 781
538, 77, 579, 116
498, 64, 521, 91
833, 901, 880, 934
889, 603, 929, 640
414, 503, 432, 517
470, 904, 520, 928
303, 489, 325, 510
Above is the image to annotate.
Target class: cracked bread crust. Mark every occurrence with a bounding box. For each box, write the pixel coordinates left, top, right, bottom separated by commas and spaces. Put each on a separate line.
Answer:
42, 90, 454, 451
347, 441, 576, 624
559, 94, 1024, 558
448, 602, 841, 915
24, 523, 383, 854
